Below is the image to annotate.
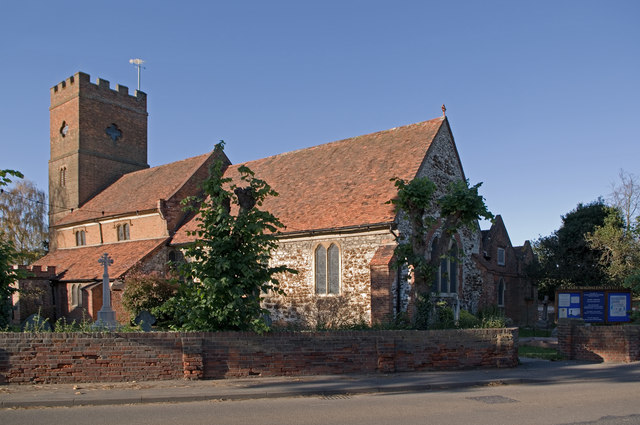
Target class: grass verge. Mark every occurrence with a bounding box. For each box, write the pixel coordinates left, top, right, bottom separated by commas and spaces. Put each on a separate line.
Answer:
519, 345, 564, 361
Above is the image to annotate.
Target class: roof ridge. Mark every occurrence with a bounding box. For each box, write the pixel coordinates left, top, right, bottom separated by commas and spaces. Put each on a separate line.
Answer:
124, 151, 212, 178
231, 117, 444, 169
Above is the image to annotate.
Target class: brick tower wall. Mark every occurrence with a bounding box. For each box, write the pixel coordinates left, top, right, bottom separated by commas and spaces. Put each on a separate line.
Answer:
49, 72, 148, 227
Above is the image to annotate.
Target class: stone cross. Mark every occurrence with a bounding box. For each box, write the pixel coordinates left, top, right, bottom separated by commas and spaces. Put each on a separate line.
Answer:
96, 253, 117, 328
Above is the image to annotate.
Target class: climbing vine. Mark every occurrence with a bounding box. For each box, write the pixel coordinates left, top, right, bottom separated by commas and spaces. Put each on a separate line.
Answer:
389, 176, 493, 327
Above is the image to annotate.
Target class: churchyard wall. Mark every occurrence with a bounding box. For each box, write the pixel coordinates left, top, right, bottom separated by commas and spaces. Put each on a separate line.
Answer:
557, 319, 640, 362
0, 328, 517, 384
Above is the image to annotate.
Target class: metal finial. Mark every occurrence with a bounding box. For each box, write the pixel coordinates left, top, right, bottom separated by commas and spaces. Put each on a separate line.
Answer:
129, 58, 146, 91
441, 104, 446, 118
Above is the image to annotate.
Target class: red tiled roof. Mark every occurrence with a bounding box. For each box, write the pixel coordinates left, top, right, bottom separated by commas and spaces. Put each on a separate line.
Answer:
173, 118, 444, 244
33, 238, 168, 281
55, 153, 213, 226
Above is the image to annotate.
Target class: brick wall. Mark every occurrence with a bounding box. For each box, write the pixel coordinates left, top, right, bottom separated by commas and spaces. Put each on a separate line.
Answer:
49, 72, 148, 227
0, 328, 517, 384
557, 319, 640, 362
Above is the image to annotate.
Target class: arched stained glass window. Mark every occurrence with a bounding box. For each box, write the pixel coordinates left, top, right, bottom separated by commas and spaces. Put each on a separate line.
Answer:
315, 245, 326, 295
433, 238, 460, 295
315, 243, 341, 295
328, 244, 340, 295
449, 242, 458, 294
431, 237, 439, 292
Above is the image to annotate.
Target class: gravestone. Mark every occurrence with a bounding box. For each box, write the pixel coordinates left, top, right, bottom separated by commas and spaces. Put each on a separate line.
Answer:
134, 310, 156, 332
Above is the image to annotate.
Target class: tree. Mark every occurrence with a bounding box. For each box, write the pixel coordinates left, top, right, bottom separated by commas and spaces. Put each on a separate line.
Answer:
0, 179, 48, 263
533, 200, 611, 297
608, 169, 640, 233
389, 177, 493, 327
586, 171, 640, 293
586, 207, 640, 290
158, 142, 297, 332
0, 169, 24, 327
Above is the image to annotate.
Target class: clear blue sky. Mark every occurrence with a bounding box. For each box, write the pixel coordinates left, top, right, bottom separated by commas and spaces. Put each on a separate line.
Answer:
1, 0, 638, 246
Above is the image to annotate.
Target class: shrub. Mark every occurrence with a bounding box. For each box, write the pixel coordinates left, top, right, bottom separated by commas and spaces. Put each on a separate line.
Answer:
477, 305, 507, 328
122, 272, 178, 323
458, 309, 480, 328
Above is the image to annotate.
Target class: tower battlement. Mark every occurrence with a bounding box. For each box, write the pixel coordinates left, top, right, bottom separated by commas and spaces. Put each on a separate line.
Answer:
13, 265, 57, 278
50, 72, 146, 110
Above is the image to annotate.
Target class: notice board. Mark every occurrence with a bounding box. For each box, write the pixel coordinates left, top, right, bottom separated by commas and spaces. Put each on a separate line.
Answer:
556, 289, 631, 323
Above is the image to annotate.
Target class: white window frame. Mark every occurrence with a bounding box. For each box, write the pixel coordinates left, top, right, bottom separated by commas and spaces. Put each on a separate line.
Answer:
497, 247, 506, 266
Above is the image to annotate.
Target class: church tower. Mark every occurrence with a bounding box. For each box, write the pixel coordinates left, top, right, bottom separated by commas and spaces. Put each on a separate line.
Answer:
48, 72, 149, 226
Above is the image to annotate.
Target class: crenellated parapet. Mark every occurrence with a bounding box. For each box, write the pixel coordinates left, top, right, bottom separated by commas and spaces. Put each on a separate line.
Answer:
50, 72, 146, 111
13, 265, 57, 278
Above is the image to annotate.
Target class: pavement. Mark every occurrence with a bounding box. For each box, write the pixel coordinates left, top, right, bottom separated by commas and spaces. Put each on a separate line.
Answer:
2, 357, 640, 409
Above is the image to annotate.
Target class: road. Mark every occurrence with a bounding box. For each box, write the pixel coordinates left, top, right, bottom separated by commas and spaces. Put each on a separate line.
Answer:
2, 380, 639, 425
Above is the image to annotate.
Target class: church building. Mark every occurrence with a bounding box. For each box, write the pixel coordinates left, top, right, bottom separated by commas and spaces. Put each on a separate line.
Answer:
12, 72, 537, 327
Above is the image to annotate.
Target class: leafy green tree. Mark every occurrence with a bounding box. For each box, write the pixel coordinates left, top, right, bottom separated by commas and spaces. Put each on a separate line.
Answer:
158, 142, 296, 332
586, 208, 640, 290
0, 179, 48, 263
533, 200, 611, 297
0, 169, 24, 327
389, 177, 493, 327
584, 171, 640, 295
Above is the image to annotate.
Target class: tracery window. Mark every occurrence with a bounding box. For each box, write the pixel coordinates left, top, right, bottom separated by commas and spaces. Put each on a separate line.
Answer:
431, 237, 459, 294
315, 243, 340, 295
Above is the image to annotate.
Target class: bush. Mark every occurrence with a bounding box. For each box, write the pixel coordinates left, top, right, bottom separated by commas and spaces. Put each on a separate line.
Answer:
477, 305, 507, 328
458, 309, 480, 328
122, 272, 178, 323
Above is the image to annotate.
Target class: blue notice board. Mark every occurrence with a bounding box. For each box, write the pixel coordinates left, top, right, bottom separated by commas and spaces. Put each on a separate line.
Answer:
557, 292, 581, 319
583, 291, 605, 323
607, 292, 631, 322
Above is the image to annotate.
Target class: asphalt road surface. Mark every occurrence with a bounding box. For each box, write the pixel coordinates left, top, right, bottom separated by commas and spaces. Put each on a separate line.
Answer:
2, 380, 639, 425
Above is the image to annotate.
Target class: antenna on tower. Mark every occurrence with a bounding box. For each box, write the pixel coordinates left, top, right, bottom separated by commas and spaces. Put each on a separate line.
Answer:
129, 58, 146, 91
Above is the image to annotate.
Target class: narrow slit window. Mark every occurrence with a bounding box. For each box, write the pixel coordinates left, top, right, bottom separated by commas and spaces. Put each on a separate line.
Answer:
59, 167, 67, 187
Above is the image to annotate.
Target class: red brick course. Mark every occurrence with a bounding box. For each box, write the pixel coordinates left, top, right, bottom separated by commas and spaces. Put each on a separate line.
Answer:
0, 329, 517, 384
557, 319, 640, 362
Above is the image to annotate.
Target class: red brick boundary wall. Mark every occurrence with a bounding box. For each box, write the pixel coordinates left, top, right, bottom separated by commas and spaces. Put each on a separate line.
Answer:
0, 328, 517, 384
557, 319, 640, 362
